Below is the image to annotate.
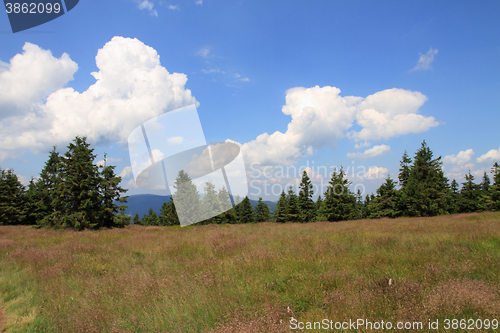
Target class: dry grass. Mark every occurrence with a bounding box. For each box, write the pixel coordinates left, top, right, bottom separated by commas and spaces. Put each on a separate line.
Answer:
0, 212, 499, 332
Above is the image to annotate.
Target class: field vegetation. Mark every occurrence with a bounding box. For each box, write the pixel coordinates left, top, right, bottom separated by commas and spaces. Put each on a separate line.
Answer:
1, 212, 500, 332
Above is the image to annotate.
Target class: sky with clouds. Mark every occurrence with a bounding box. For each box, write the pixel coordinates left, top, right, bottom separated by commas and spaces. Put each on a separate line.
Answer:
1, 0, 499, 200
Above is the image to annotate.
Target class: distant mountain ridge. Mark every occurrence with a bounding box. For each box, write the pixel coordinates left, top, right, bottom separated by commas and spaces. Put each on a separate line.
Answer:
117, 194, 277, 217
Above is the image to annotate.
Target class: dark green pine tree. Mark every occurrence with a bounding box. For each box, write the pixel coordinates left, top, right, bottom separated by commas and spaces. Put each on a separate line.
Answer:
298, 170, 315, 222
369, 175, 400, 219
24, 177, 45, 225
448, 179, 460, 214
459, 171, 482, 213
238, 196, 255, 223
172, 170, 202, 225
58, 137, 102, 229
399, 141, 450, 217
36, 147, 65, 227
0, 168, 27, 225
398, 150, 412, 189
274, 190, 288, 223
200, 180, 220, 224
254, 197, 272, 222
159, 198, 180, 226
216, 186, 236, 224
286, 186, 300, 222
355, 189, 364, 220
314, 195, 323, 221
364, 194, 372, 218
481, 172, 491, 193
98, 154, 129, 228
133, 212, 141, 224
319, 167, 356, 222
142, 207, 159, 226
489, 162, 500, 211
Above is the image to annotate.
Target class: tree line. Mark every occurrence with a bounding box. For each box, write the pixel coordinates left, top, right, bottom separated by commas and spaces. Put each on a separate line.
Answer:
0, 136, 129, 229
1, 139, 499, 229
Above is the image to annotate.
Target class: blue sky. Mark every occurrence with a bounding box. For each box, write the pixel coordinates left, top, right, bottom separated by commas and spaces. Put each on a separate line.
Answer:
1, 0, 499, 200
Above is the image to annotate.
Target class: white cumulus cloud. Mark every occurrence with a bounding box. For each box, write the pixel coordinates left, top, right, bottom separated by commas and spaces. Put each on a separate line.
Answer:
0, 37, 197, 161
477, 148, 500, 164
443, 149, 475, 165
411, 47, 438, 71
347, 144, 391, 159
240, 86, 437, 166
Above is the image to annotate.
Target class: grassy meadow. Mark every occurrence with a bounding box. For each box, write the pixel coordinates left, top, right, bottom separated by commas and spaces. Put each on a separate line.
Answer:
1, 212, 500, 332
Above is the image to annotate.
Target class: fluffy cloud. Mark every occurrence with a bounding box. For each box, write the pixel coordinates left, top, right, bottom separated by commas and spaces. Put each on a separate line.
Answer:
411, 47, 438, 71
0, 42, 78, 120
168, 5, 180, 10
347, 144, 391, 159
363, 166, 389, 180
477, 148, 500, 164
0, 37, 197, 161
443, 149, 475, 165
167, 136, 185, 145
241, 86, 437, 166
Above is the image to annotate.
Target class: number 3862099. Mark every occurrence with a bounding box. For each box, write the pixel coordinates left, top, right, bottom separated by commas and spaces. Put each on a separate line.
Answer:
5, 3, 62, 14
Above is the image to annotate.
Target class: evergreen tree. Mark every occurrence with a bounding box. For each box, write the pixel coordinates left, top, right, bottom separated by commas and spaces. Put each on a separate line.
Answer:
481, 172, 491, 193
286, 186, 300, 222
318, 167, 356, 222
355, 189, 364, 219
369, 175, 400, 218
215, 186, 234, 224
142, 207, 159, 226
274, 190, 288, 223
298, 170, 315, 222
398, 150, 412, 189
238, 196, 255, 223
98, 154, 129, 228
24, 177, 45, 225
364, 194, 372, 218
459, 171, 482, 213
133, 212, 141, 224
172, 170, 201, 225
58, 137, 102, 229
200, 180, 220, 224
35, 147, 65, 227
0, 168, 27, 225
315, 195, 326, 221
254, 197, 272, 222
158, 198, 180, 226
448, 179, 460, 214
489, 162, 500, 211
399, 141, 450, 217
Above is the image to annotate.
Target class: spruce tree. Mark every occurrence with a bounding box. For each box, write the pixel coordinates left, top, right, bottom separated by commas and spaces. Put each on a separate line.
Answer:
459, 171, 482, 213
286, 186, 300, 222
369, 175, 400, 218
142, 207, 159, 226
489, 162, 500, 211
398, 150, 412, 189
172, 170, 202, 225
355, 189, 364, 219
98, 154, 129, 228
319, 167, 356, 222
159, 198, 180, 226
36, 147, 65, 227
215, 186, 234, 224
201, 180, 220, 224
448, 179, 460, 214
0, 168, 27, 225
254, 197, 272, 222
59, 137, 102, 229
274, 190, 288, 223
399, 141, 450, 217
239, 196, 255, 224
133, 212, 141, 224
298, 170, 315, 222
